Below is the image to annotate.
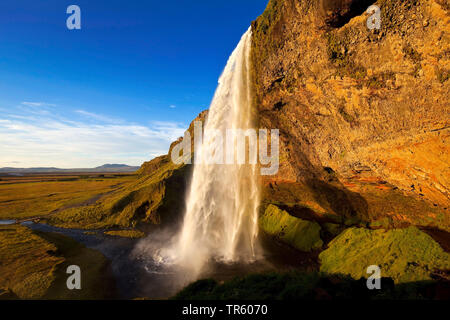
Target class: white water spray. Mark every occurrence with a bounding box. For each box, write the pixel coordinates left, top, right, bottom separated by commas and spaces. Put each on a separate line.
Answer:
163, 27, 261, 277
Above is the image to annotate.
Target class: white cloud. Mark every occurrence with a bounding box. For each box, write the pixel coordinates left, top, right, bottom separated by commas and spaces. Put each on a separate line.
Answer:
0, 110, 187, 168
75, 110, 122, 124
169, 105, 176, 109
21, 102, 56, 107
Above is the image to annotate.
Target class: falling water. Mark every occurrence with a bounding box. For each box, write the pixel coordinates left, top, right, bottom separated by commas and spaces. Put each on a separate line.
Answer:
164, 27, 261, 277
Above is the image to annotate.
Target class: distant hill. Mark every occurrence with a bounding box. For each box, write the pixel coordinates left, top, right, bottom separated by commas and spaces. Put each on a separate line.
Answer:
0, 164, 139, 174
94, 164, 139, 171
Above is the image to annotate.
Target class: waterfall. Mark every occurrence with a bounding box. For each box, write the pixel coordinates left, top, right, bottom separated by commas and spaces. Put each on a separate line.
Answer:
165, 27, 261, 277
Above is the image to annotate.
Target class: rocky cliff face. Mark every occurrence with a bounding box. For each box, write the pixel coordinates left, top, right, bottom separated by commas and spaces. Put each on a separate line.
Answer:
126, 0, 449, 285
251, 0, 449, 231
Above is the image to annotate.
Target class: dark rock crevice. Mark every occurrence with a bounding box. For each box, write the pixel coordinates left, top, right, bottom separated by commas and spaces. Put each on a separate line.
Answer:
320, 0, 377, 28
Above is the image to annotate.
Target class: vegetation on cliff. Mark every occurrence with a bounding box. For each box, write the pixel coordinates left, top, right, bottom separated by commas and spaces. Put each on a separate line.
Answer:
47, 160, 189, 229
319, 226, 450, 283
259, 204, 323, 251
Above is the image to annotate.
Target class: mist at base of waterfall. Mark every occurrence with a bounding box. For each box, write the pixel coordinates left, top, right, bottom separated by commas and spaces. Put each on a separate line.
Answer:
132, 227, 311, 298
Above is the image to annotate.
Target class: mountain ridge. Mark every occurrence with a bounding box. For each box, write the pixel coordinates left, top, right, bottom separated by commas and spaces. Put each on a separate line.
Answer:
0, 164, 139, 173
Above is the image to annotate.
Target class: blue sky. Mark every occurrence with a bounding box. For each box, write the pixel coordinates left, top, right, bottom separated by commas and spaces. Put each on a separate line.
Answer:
0, 0, 267, 168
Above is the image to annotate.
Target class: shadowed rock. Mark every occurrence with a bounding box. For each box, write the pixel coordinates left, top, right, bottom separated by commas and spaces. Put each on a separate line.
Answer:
320, 0, 377, 28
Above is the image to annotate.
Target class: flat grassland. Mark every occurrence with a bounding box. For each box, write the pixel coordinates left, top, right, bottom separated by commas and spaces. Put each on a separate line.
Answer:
0, 173, 136, 220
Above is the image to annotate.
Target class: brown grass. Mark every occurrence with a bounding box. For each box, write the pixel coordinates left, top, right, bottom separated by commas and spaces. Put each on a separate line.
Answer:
0, 225, 63, 298
0, 224, 117, 299
104, 229, 145, 238
0, 174, 136, 220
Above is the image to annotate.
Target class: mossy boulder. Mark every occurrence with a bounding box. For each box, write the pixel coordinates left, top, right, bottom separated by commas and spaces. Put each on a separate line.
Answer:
319, 227, 450, 283
259, 204, 323, 252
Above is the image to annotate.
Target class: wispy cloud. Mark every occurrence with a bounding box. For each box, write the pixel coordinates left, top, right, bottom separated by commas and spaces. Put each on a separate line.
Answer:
17, 102, 58, 116
169, 104, 176, 109
21, 101, 56, 107
75, 109, 122, 124
0, 109, 187, 168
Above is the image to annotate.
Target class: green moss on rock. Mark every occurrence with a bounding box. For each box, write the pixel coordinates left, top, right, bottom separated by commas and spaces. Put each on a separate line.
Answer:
259, 204, 323, 252
323, 223, 343, 236
319, 226, 450, 283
